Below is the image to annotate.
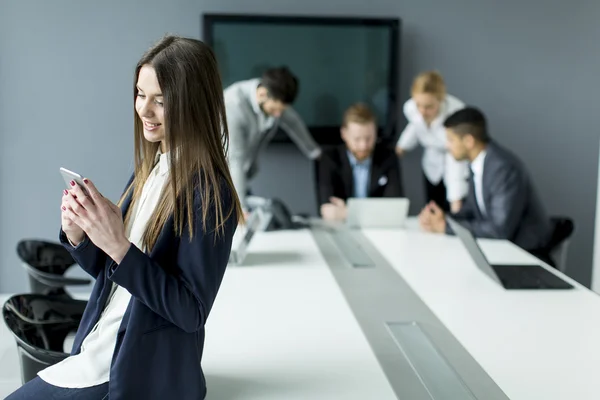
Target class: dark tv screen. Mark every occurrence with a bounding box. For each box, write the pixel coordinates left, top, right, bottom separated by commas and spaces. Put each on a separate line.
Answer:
203, 15, 400, 145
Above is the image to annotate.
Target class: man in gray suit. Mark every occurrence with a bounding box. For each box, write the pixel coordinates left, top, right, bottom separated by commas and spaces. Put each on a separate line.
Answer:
419, 107, 553, 261
224, 66, 321, 211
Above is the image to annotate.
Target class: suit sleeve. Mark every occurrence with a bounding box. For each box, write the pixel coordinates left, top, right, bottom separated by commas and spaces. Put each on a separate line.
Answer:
279, 107, 321, 160
108, 183, 237, 332
107, 184, 237, 333
58, 230, 106, 279
383, 154, 405, 197
227, 111, 249, 209
450, 193, 475, 221
448, 166, 526, 240
317, 153, 336, 206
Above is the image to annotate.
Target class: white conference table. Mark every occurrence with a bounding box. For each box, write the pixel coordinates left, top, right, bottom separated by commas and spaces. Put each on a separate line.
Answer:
201, 230, 397, 400
0, 223, 598, 399
363, 226, 600, 400
0, 230, 398, 400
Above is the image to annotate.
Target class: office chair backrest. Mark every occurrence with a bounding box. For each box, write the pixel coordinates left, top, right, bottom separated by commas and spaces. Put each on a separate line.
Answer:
547, 217, 575, 273
16, 240, 91, 296
16, 240, 74, 272
2, 294, 87, 383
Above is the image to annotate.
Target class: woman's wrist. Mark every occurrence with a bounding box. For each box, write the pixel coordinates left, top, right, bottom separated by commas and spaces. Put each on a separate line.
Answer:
107, 237, 132, 265
66, 233, 85, 247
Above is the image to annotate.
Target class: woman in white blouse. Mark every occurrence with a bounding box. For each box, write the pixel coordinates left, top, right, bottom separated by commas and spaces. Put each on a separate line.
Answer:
7, 36, 242, 400
396, 71, 469, 213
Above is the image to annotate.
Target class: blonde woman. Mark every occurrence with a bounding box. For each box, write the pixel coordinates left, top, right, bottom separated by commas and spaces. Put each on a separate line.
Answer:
396, 71, 468, 213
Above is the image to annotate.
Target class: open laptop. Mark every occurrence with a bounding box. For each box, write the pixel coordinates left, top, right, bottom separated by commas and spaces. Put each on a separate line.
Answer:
346, 198, 410, 229
446, 217, 573, 290
229, 208, 265, 265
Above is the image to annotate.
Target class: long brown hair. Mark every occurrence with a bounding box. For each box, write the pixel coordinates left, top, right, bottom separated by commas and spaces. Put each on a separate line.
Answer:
119, 35, 242, 251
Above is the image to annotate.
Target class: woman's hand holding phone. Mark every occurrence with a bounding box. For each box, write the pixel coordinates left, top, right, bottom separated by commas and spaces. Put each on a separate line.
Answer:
61, 178, 131, 263
61, 188, 86, 246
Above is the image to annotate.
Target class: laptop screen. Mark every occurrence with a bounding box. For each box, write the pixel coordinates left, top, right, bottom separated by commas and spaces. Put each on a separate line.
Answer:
346, 198, 410, 229
446, 217, 503, 286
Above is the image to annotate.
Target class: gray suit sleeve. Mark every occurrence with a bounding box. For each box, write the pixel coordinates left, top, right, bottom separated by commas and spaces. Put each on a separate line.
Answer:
451, 191, 475, 220
227, 112, 249, 208
278, 107, 321, 159
452, 166, 526, 240
446, 194, 475, 234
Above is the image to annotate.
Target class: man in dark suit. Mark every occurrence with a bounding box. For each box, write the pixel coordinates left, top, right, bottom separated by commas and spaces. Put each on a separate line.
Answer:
419, 107, 553, 261
317, 103, 404, 221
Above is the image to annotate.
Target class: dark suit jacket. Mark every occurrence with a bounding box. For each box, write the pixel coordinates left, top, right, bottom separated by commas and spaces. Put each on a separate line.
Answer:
316, 143, 404, 206
59, 175, 237, 400
448, 141, 551, 251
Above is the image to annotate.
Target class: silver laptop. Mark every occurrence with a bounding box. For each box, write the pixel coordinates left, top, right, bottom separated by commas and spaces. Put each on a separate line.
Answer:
229, 208, 265, 265
346, 198, 410, 229
446, 217, 572, 290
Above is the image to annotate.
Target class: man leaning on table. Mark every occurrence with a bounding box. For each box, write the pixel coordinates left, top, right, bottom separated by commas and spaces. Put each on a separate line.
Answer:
418, 106, 554, 265
224, 66, 321, 214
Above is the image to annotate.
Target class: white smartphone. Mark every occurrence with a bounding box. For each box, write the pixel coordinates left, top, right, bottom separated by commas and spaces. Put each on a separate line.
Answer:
60, 167, 89, 195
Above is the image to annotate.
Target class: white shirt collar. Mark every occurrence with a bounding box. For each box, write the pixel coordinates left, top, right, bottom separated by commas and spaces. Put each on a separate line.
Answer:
470, 149, 487, 176
346, 150, 372, 168
153, 150, 170, 176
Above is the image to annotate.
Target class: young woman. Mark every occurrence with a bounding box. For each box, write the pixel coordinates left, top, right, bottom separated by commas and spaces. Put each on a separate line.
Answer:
396, 71, 469, 213
7, 35, 241, 400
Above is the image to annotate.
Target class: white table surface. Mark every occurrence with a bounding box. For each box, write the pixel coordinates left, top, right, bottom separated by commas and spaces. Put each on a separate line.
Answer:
202, 230, 397, 399
0, 230, 398, 400
1, 224, 599, 399
363, 226, 600, 400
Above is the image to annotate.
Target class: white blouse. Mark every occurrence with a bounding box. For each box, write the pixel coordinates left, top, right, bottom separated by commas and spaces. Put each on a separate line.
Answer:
38, 152, 169, 388
397, 94, 469, 202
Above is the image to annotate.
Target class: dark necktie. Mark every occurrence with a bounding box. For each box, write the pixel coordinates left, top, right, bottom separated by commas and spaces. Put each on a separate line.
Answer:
469, 167, 483, 218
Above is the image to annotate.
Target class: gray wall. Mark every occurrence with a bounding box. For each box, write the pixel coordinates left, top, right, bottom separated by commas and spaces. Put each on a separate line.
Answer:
0, 0, 598, 292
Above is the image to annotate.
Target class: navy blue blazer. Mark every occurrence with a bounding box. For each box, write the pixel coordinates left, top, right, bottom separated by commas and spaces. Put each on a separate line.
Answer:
59, 175, 237, 399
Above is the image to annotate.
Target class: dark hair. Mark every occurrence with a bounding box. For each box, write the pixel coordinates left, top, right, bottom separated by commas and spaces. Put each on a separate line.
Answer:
443, 107, 490, 143
121, 35, 242, 251
260, 66, 299, 104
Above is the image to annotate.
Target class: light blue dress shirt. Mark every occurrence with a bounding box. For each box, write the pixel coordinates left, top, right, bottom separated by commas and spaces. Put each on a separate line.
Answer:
347, 151, 372, 199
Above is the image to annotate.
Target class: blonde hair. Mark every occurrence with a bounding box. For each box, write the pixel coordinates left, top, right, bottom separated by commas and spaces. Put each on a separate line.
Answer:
342, 103, 377, 127
411, 71, 446, 101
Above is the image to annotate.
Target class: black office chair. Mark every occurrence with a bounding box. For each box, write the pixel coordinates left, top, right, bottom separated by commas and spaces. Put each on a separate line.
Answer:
547, 216, 575, 273
16, 240, 91, 297
2, 294, 87, 384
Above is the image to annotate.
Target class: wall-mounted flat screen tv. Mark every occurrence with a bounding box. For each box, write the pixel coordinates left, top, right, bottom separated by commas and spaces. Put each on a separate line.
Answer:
202, 14, 401, 145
